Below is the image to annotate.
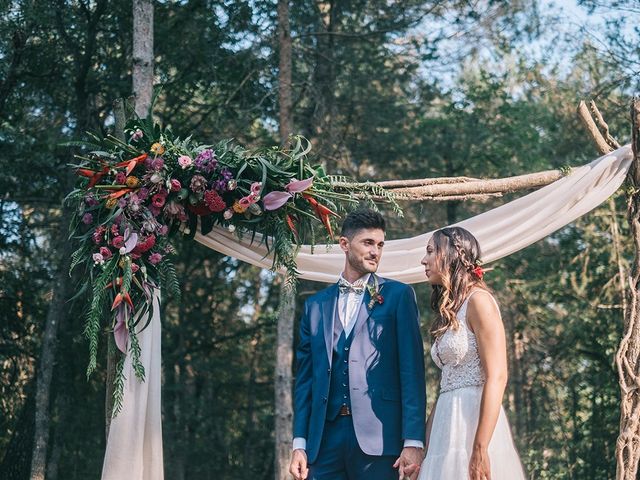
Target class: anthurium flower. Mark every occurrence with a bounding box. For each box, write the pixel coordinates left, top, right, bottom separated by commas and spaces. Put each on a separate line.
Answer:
286, 177, 313, 193
263, 191, 292, 211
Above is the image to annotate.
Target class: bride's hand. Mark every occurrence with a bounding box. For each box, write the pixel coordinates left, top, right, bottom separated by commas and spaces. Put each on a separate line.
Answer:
468, 445, 491, 480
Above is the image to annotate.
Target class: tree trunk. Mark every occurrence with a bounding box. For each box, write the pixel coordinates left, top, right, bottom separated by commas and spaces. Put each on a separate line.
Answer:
30, 211, 74, 480
615, 97, 640, 479
275, 3, 295, 479
275, 282, 295, 480
133, 0, 154, 117
278, 0, 293, 147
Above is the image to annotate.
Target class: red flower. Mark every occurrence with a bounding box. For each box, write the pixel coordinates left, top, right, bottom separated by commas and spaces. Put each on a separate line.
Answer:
152, 193, 166, 208
204, 189, 226, 212
112, 236, 125, 249
472, 266, 484, 279
377, 295, 384, 304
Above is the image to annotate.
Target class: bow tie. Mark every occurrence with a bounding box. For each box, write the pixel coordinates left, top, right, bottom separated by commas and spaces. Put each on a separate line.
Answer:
338, 278, 366, 295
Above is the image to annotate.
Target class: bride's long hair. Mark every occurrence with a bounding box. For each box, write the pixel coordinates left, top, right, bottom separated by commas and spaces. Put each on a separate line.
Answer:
429, 227, 489, 340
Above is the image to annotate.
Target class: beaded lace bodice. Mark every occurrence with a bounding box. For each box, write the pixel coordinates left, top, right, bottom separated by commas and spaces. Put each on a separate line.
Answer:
431, 291, 496, 393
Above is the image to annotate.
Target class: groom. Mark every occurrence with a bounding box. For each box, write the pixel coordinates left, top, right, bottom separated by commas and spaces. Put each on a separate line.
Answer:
289, 209, 426, 480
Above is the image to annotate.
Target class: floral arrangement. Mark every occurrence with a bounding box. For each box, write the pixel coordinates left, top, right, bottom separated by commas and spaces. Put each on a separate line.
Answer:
67, 117, 397, 414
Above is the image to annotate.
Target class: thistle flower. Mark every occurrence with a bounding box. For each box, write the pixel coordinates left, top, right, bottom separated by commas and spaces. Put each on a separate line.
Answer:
82, 213, 93, 225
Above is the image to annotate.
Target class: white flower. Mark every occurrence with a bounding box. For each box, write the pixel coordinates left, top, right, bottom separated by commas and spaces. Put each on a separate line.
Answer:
92, 253, 105, 265
150, 172, 163, 184
228, 225, 236, 233
119, 247, 127, 255
223, 209, 234, 220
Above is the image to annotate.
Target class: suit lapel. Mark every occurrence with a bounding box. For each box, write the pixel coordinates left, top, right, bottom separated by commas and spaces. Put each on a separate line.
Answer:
352, 274, 386, 339
322, 284, 339, 366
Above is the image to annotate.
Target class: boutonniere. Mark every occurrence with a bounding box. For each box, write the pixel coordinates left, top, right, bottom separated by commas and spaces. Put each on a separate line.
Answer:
367, 276, 384, 310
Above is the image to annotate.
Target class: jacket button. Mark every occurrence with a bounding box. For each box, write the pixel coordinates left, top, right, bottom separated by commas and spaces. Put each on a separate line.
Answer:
322, 397, 327, 403
327, 368, 331, 375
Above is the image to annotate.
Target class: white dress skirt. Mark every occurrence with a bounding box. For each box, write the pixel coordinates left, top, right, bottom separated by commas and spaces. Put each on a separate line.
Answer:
419, 291, 526, 480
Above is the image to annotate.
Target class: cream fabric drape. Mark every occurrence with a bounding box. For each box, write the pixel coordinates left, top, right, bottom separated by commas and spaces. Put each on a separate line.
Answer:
102, 291, 164, 480
195, 145, 633, 283
102, 145, 632, 479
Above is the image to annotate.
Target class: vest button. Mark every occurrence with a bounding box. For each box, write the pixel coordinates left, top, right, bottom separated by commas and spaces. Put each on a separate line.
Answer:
344, 346, 349, 351
342, 383, 347, 387
344, 359, 348, 363
327, 368, 331, 375
322, 396, 327, 403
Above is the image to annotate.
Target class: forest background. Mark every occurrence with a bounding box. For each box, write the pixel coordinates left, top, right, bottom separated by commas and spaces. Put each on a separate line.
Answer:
1, 0, 639, 479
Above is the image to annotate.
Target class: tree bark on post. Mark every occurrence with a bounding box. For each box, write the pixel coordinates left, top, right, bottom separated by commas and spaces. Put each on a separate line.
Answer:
615, 97, 640, 479
133, 0, 154, 117
275, 1, 294, 479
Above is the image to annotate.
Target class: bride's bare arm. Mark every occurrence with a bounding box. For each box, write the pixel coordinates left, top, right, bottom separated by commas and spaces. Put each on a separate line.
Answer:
467, 291, 508, 479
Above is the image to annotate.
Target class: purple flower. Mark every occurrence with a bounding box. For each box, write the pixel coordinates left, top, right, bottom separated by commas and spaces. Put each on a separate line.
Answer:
212, 179, 227, 192
220, 167, 233, 181
137, 187, 149, 200
82, 213, 93, 225
190, 175, 207, 193
148, 252, 163, 265
115, 172, 127, 184
84, 195, 99, 206
118, 198, 127, 208
151, 157, 164, 171
194, 149, 218, 173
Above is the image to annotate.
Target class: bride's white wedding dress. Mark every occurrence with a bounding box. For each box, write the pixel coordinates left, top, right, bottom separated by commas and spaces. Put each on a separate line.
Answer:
419, 290, 526, 480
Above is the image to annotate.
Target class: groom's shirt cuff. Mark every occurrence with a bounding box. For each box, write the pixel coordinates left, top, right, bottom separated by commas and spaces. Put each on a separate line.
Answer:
292, 437, 306, 451
404, 439, 424, 449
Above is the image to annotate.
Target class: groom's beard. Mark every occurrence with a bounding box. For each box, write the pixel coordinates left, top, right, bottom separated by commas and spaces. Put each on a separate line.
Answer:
347, 251, 380, 276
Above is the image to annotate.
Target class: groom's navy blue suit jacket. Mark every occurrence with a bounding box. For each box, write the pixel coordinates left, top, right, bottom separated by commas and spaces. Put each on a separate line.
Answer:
293, 275, 427, 464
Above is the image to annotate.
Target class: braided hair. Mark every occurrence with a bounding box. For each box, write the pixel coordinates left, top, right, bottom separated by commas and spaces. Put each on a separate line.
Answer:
429, 226, 489, 340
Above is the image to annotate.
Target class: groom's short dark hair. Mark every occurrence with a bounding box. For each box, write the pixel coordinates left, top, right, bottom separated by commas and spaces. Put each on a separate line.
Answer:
340, 208, 386, 239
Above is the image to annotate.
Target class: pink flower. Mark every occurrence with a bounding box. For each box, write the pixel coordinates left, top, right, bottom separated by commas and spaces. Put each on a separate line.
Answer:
250, 182, 262, 195
157, 225, 169, 236
130, 129, 143, 141
92, 253, 105, 265
170, 179, 181, 192
152, 194, 166, 208
99, 247, 112, 260
111, 224, 120, 236
131, 263, 140, 273
112, 236, 125, 249
148, 252, 163, 265
178, 155, 193, 169
92, 226, 106, 244
190, 175, 207, 193
115, 172, 127, 184
82, 213, 93, 225
239, 197, 252, 208
149, 205, 162, 217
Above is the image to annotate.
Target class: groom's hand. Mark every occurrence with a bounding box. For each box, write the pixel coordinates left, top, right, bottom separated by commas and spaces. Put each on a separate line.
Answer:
393, 446, 423, 480
289, 449, 309, 480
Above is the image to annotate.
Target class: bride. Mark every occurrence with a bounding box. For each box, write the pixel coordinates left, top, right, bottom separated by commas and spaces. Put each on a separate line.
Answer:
418, 227, 526, 480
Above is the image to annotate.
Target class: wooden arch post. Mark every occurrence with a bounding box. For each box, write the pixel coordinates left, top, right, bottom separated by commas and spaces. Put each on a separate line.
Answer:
616, 98, 640, 479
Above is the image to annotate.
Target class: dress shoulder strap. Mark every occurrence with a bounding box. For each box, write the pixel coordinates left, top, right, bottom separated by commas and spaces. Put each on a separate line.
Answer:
460, 289, 501, 328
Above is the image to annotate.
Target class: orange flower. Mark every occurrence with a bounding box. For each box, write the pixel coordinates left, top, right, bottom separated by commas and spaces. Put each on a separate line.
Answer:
105, 198, 118, 209
232, 200, 247, 213
150, 142, 165, 155
125, 176, 140, 188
